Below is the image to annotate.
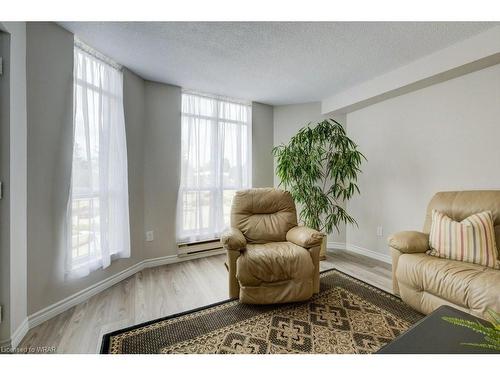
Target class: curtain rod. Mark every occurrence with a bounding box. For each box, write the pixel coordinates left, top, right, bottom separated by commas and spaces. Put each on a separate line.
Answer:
182, 89, 252, 106
74, 37, 123, 72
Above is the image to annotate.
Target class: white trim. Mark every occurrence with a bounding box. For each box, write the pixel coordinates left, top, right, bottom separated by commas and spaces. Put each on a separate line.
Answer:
327, 242, 392, 264
28, 262, 142, 329
10, 318, 29, 349
27, 249, 225, 333
326, 241, 346, 250
0, 318, 29, 349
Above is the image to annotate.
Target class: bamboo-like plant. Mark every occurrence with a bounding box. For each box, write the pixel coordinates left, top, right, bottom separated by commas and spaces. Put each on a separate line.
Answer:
442, 309, 500, 352
272, 119, 365, 234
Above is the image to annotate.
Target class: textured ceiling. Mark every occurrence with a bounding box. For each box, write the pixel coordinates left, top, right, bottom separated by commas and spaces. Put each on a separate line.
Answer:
59, 22, 497, 105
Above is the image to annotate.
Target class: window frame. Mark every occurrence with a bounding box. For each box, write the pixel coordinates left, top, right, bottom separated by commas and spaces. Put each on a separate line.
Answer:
177, 91, 252, 243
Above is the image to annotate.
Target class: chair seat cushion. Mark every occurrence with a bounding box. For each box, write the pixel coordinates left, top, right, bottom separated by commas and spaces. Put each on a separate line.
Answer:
236, 242, 314, 287
396, 253, 500, 315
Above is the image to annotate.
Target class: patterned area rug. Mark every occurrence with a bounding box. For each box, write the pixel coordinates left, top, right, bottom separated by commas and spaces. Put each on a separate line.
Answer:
101, 269, 423, 354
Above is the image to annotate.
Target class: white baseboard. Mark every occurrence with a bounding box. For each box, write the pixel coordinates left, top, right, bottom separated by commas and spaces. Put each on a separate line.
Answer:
0, 318, 29, 349
327, 241, 346, 250
11, 318, 29, 349
327, 241, 391, 264
26, 249, 225, 337
28, 262, 144, 329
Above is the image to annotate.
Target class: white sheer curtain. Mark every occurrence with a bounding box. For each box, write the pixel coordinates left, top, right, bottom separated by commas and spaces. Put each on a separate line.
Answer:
177, 92, 252, 243
67, 44, 130, 278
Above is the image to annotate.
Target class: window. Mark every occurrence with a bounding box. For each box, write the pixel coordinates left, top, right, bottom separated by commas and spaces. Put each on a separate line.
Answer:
67, 42, 130, 277
177, 92, 252, 243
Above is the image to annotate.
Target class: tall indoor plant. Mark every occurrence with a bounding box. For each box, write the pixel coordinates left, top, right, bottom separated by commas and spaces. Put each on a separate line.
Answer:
273, 119, 365, 258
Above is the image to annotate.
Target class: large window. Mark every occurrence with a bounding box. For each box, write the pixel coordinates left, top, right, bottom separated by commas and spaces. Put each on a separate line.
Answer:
67, 42, 130, 277
177, 92, 252, 243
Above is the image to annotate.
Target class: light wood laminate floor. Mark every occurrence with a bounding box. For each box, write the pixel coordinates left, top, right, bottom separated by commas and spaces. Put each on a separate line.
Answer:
19, 249, 392, 353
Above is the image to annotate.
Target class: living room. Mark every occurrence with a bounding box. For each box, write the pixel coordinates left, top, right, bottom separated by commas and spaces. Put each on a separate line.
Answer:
1, 0, 499, 372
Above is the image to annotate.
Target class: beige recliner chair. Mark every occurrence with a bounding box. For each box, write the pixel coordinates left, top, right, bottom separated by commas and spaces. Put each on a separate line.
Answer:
389, 191, 500, 319
221, 188, 324, 304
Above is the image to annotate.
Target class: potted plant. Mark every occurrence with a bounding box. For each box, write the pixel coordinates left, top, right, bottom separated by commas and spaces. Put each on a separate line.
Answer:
273, 119, 365, 258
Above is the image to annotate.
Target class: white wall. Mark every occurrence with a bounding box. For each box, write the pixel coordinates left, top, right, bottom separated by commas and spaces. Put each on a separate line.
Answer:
123, 69, 146, 266
252, 102, 274, 188
143, 81, 182, 259
26, 22, 74, 314
6, 21, 28, 344
0, 27, 12, 344
273, 102, 347, 244
0, 21, 28, 345
346, 63, 500, 259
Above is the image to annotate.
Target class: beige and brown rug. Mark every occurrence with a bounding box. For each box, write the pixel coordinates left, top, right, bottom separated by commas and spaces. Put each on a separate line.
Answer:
101, 269, 423, 354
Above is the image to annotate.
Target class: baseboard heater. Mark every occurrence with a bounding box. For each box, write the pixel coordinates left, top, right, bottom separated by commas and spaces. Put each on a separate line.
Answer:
177, 239, 223, 256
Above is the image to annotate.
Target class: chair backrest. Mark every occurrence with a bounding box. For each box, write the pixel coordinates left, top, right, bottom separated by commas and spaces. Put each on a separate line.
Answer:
423, 190, 500, 260
231, 188, 298, 243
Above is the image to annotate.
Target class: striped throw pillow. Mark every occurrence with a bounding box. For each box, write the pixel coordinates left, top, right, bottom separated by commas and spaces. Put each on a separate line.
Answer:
428, 210, 499, 269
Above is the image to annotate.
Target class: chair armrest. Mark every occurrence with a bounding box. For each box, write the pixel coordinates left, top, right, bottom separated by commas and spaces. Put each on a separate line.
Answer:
220, 228, 247, 251
388, 231, 430, 253
286, 226, 324, 248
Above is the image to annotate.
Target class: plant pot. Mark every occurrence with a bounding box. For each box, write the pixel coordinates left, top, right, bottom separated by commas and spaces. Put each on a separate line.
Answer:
320, 236, 327, 260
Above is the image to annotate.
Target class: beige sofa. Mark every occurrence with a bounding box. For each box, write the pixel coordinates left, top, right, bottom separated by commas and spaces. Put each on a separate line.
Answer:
389, 191, 500, 320
221, 188, 323, 304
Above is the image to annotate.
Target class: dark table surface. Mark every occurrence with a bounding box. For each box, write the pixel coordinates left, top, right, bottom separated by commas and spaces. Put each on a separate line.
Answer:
377, 305, 497, 354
